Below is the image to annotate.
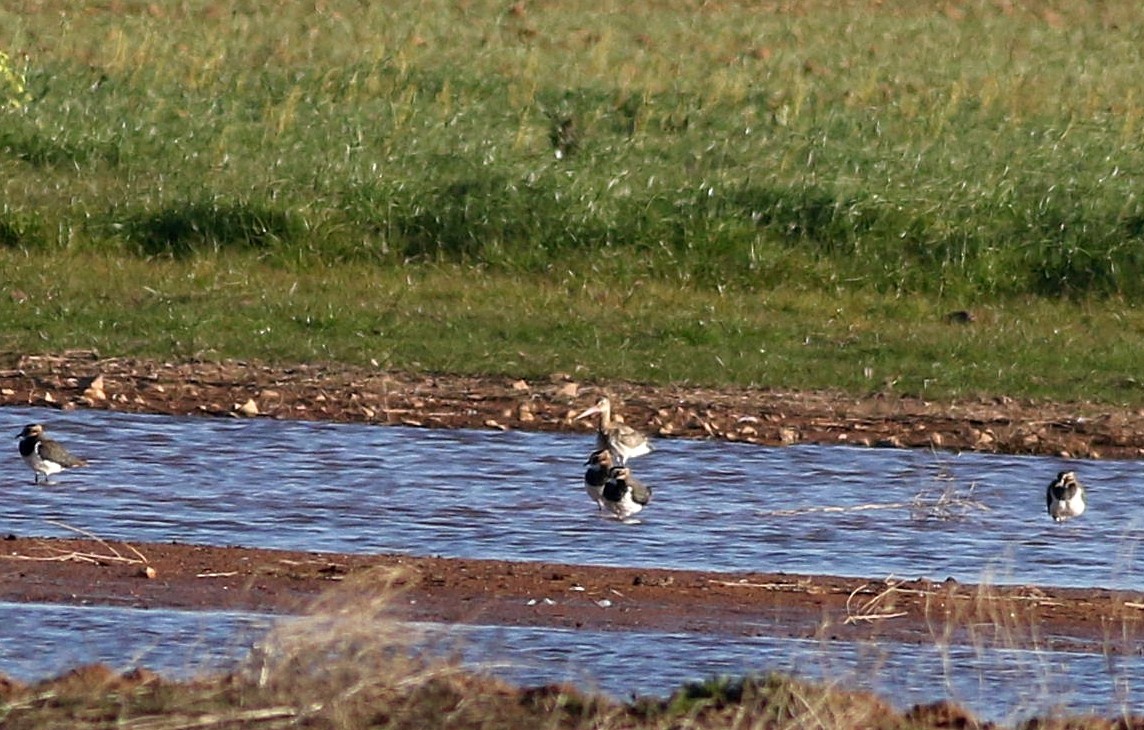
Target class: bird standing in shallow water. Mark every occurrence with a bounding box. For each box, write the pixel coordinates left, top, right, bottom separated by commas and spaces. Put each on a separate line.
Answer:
583, 449, 614, 512
574, 397, 651, 465
602, 465, 653, 521
16, 424, 88, 484
1046, 470, 1086, 522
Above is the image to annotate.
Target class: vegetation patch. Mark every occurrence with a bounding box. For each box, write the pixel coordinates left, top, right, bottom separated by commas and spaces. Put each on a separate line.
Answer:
124, 201, 304, 257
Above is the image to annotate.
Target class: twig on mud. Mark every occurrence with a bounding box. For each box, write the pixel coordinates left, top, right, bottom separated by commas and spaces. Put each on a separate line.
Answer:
2, 551, 140, 566
46, 520, 150, 564
0, 521, 151, 566
120, 704, 322, 730
196, 571, 240, 578
708, 580, 810, 591
843, 581, 908, 624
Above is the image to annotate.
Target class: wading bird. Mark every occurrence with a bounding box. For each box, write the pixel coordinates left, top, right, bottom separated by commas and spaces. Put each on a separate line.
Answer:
583, 448, 614, 512
574, 397, 651, 465
17, 423, 88, 485
1046, 470, 1086, 522
602, 465, 653, 522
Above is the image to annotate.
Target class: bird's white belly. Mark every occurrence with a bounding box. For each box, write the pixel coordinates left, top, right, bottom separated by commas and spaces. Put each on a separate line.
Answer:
1051, 493, 1086, 520
608, 493, 645, 520
25, 451, 61, 476
1062, 494, 1086, 517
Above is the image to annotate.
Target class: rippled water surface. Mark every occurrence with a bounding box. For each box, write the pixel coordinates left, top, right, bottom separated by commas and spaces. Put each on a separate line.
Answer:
3, 406, 1140, 590
4, 405, 1144, 721
3, 602, 1141, 724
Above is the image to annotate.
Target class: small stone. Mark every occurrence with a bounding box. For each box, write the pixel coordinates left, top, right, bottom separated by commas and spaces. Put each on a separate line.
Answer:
236, 398, 259, 417
140, 566, 158, 579
511, 379, 529, 391
556, 382, 579, 399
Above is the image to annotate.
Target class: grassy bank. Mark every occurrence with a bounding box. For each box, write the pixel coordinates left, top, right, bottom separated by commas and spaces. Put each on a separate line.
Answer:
2, 1, 1144, 404
3, 253, 1144, 404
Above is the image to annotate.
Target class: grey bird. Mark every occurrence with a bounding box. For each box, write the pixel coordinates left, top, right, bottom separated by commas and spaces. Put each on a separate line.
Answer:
601, 465, 653, 521
574, 396, 651, 465
1046, 470, 1086, 522
17, 423, 88, 484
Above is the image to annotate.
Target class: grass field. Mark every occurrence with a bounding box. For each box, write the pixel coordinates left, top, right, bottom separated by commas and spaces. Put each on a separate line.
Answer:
3, 3, 1143, 724
3, 1, 1144, 403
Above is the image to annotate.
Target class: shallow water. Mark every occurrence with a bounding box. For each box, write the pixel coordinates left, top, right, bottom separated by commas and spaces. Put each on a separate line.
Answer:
3, 404, 1142, 721
2, 405, 1139, 590
2, 601, 1140, 724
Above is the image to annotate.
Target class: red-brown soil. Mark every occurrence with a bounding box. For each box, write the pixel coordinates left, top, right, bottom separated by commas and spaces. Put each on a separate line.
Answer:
1, 536, 1142, 656
1, 352, 1142, 652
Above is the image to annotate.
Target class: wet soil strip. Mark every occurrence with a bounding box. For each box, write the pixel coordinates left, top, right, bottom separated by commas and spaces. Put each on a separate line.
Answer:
1, 536, 1141, 655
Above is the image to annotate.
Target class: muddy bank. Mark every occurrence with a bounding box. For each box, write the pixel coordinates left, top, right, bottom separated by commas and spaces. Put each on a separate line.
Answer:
3, 351, 1143, 459
2, 537, 1142, 656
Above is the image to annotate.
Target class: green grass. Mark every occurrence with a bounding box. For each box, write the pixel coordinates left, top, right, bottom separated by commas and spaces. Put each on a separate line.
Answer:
3, 252, 1144, 404
3, 0, 1144, 404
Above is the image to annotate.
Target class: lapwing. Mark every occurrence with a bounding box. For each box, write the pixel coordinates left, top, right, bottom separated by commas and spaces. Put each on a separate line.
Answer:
1046, 470, 1086, 522
16, 423, 88, 484
583, 448, 614, 512
601, 465, 653, 521
574, 396, 651, 465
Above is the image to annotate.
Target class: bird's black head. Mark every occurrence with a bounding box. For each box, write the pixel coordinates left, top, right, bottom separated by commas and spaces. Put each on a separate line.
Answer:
16, 423, 43, 440
584, 449, 613, 468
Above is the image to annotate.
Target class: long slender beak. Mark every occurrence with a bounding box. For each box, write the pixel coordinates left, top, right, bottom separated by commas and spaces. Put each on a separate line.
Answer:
574, 405, 601, 421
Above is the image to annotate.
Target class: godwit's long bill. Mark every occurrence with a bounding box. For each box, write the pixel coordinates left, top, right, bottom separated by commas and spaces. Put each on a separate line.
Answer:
574, 396, 651, 465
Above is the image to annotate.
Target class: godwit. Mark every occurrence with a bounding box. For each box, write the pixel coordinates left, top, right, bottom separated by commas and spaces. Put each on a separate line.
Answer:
583, 448, 614, 512
17, 423, 88, 484
601, 465, 653, 521
1046, 470, 1086, 522
574, 396, 651, 465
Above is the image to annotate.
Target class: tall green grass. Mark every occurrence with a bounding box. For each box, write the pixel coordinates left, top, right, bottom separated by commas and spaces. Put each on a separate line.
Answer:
3, 1, 1144, 402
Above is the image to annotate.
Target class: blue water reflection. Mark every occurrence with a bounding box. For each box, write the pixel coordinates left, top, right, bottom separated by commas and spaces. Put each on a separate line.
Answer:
1, 601, 1140, 724
3, 405, 1139, 590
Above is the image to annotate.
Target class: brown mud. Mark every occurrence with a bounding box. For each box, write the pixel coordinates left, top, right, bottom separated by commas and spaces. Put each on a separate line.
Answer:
1, 536, 1142, 657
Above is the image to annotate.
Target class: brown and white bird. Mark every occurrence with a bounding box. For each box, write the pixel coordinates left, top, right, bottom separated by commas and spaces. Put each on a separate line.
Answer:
16, 423, 88, 484
583, 448, 614, 512
574, 397, 651, 465
601, 465, 653, 521
1046, 470, 1086, 522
